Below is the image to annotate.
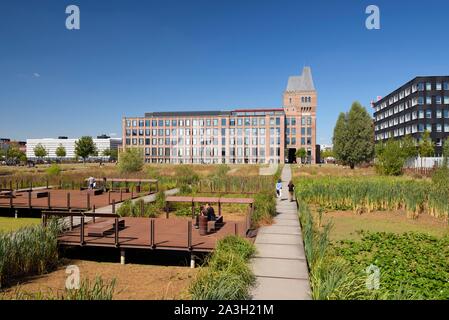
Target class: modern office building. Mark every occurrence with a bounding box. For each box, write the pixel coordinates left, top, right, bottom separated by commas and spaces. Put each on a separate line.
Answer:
122, 67, 317, 164
373, 76, 449, 156
26, 136, 122, 160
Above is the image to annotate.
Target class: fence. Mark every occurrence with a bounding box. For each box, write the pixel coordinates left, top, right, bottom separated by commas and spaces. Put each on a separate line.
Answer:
404, 157, 448, 169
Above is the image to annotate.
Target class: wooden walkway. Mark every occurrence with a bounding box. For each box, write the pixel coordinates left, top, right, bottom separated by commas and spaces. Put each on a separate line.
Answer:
57, 216, 246, 252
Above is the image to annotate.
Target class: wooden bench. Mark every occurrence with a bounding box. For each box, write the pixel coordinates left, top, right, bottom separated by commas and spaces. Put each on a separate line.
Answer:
87, 219, 125, 237
0, 190, 14, 198
33, 191, 49, 198
207, 215, 224, 233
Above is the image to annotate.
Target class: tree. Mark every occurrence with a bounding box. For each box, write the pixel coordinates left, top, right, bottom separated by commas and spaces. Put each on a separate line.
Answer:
320, 149, 334, 159
401, 134, 418, 159
375, 138, 405, 176
75, 136, 97, 163
418, 131, 435, 157
295, 148, 307, 164
5, 142, 26, 164
332, 102, 375, 169
55, 144, 67, 160
118, 148, 144, 173
34, 143, 48, 159
442, 138, 449, 160
333, 112, 347, 165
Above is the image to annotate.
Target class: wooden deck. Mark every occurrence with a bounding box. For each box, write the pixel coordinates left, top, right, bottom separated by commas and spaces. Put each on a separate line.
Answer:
0, 189, 139, 211
57, 216, 246, 252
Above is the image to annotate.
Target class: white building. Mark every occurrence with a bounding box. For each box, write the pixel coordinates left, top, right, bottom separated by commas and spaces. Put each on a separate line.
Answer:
26, 137, 122, 160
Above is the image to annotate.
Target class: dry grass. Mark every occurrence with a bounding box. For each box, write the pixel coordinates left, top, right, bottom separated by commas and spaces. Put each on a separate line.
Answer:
309, 206, 449, 241
1, 260, 197, 300
292, 164, 376, 178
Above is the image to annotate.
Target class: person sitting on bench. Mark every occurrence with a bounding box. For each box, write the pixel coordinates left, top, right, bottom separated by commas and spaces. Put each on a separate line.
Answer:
88, 176, 96, 190
206, 203, 216, 221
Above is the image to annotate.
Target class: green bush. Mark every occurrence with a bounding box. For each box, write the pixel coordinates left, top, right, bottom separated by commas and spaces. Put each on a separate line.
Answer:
175, 165, 199, 185
252, 193, 276, 226
117, 199, 160, 218
46, 164, 62, 177
0, 221, 60, 288
118, 148, 144, 174
189, 236, 256, 300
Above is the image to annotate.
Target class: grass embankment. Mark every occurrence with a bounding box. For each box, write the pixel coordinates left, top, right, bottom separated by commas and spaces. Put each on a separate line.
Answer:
189, 236, 256, 300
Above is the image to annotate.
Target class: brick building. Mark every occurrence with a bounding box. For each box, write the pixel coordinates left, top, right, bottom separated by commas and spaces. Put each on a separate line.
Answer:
122, 66, 317, 164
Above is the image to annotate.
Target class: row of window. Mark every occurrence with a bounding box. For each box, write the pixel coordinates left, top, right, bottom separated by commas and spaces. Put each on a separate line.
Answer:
126, 136, 283, 147
125, 127, 286, 137
376, 109, 449, 131
286, 127, 313, 136
125, 117, 285, 128
286, 116, 313, 126
376, 123, 449, 140
141, 147, 281, 158
376, 96, 449, 121
376, 81, 449, 112
286, 137, 313, 145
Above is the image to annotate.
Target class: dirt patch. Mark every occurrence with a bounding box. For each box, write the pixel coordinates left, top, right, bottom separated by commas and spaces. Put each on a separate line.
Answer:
2, 259, 197, 300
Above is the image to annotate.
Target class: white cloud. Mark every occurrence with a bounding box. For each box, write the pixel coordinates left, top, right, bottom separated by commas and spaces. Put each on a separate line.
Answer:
33, 73, 41, 78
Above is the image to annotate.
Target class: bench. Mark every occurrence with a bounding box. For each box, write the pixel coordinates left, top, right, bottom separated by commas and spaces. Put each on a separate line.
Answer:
33, 191, 49, 198
0, 190, 14, 198
87, 219, 125, 237
207, 215, 224, 233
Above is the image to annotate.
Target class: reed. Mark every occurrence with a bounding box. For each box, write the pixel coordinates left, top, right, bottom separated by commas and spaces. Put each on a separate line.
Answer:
296, 176, 449, 218
0, 220, 60, 288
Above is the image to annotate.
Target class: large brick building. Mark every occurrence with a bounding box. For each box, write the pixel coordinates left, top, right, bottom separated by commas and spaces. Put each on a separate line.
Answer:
122, 66, 317, 164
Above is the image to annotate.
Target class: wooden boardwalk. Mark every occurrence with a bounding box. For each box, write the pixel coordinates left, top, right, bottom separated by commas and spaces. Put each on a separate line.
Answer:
57, 216, 246, 253
0, 189, 139, 211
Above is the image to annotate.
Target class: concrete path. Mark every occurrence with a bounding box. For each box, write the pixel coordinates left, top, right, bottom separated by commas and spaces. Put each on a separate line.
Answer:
251, 164, 311, 300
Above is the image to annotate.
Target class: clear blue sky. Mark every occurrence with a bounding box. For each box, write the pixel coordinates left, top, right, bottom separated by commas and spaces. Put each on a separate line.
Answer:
1, 0, 449, 144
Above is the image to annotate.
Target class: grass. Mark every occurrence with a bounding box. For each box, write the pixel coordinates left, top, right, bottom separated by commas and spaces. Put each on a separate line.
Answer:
0, 217, 41, 233
0, 220, 61, 288
321, 210, 449, 241
189, 236, 256, 300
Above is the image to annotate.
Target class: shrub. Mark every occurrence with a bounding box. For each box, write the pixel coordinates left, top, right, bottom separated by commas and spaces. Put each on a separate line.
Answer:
46, 164, 62, 177
0, 221, 60, 288
375, 139, 406, 176
175, 165, 199, 185
252, 193, 276, 226
189, 236, 256, 300
118, 148, 144, 174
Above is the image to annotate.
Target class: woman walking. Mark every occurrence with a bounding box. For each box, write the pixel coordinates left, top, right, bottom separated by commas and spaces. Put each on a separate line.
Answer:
275, 179, 283, 198
288, 180, 295, 202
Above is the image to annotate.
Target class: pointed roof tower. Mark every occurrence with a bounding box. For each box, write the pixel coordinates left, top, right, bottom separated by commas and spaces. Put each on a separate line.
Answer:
285, 66, 315, 92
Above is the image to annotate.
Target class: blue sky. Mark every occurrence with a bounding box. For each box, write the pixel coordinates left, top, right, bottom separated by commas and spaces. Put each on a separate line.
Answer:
1, 0, 449, 144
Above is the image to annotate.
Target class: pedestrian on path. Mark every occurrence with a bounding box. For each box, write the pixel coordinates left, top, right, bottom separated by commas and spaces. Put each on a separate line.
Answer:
288, 180, 295, 202
275, 179, 282, 198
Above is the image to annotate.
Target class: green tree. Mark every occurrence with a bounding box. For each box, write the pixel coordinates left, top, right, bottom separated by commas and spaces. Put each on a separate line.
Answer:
34, 143, 48, 159
295, 148, 307, 164
0, 149, 5, 161
75, 136, 98, 163
6, 142, 26, 164
418, 131, 435, 157
118, 148, 144, 173
55, 144, 67, 160
375, 138, 405, 176
332, 102, 374, 169
332, 112, 347, 165
400, 134, 418, 159
443, 138, 449, 160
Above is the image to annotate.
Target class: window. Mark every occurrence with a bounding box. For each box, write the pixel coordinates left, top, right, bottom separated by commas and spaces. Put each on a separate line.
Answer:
444, 110, 449, 118
436, 124, 442, 132
436, 110, 442, 118
444, 82, 449, 90
426, 110, 432, 118
158, 120, 164, 127
426, 96, 432, 104
172, 120, 177, 127
436, 96, 442, 104
418, 97, 424, 105
221, 118, 227, 126
426, 123, 432, 132
126, 120, 131, 127
426, 82, 432, 91
417, 83, 424, 91
445, 96, 449, 104
436, 82, 442, 90
445, 123, 449, 132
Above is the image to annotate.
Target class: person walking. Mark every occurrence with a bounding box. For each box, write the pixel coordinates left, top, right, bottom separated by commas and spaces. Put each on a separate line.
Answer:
288, 180, 295, 202
275, 179, 282, 198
